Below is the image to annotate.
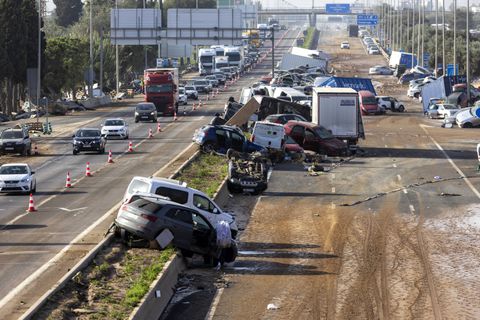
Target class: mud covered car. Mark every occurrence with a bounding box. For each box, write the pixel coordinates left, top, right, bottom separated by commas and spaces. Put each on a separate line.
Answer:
115, 194, 238, 265
226, 149, 269, 195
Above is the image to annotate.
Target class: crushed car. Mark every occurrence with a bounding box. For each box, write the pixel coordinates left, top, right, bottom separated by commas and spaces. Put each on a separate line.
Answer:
226, 149, 269, 195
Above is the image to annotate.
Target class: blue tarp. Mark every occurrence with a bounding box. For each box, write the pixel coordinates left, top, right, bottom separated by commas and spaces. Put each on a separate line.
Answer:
317, 77, 376, 95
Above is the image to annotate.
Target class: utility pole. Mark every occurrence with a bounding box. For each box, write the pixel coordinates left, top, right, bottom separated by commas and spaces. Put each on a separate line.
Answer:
453, 0, 457, 75
467, 0, 470, 103
400, 0, 403, 50
421, 0, 424, 66
435, 0, 438, 75
442, 0, 445, 75
417, 0, 421, 66
100, 28, 104, 94
36, 0, 42, 121
406, 1, 410, 50
89, 0, 94, 98
412, 0, 415, 67
115, 0, 119, 96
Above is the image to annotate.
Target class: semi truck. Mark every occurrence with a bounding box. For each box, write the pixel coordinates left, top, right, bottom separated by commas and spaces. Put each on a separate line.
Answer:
198, 48, 216, 75
348, 24, 358, 37
143, 68, 179, 116
389, 51, 418, 69
224, 46, 244, 72
312, 87, 365, 151
214, 56, 229, 72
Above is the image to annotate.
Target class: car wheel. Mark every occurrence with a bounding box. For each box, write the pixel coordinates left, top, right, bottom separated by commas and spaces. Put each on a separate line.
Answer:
31, 182, 36, 193
194, 96, 198, 100
21, 147, 27, 157
202, 142, 216, 153
414, 92, 420, 99
99, 148, 105, 154
73, 149, 78, 155
227, 180, 242, 194
462, 122, 473, 128
27, 146, 32, 156
125, 135, 129, 140
398, 105, 405, 112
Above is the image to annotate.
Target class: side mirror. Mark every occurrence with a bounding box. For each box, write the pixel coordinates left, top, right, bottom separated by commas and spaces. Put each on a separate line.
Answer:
72, 134, 76, 138
31, 171, 35, 174
213, 208, 218, 214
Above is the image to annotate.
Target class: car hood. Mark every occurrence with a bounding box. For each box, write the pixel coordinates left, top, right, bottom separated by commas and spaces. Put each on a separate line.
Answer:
456, 109, 475, 121
102, 126, 125, 131
0, 174, 29, 181
1, 138, 23, 143
74, 136, 101, 140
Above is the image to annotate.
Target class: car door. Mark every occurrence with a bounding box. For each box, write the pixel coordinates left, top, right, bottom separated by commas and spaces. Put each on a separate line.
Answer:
290, 125, 305, 146
164, 207, 194, 249
229, 131, 246, 152
191, 212, 215, 255
437, 105, 446, 118
303, 128, 318, 152
428, 105, 439, 118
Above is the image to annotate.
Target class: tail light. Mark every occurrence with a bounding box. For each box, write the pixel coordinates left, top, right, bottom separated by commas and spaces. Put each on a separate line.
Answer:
140, 213, 158, 222
251, 134, 255, 142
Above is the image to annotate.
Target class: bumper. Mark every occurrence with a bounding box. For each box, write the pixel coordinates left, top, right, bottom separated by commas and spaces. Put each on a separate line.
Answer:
0, 182, 32, 193
136, 114, 156, 121
102, 131, 127, 139
228, 178, 267, 194
0, 145, 26, 154
73, 143, 102, 151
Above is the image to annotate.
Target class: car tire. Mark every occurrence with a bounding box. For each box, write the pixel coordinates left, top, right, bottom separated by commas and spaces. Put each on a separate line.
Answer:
135, 118, 139, 123
227, 180, 242, 194
21, 146, 28, 157
99, 148, 105, 154
125, 135, 129, 140
414, 92, 420, 99
398, 105, 405, 112
202, 142, 216, 153
194, 96, 198, 100
73, 149, 78, 155
31, 183, 36, 194
462, 122, 473, 128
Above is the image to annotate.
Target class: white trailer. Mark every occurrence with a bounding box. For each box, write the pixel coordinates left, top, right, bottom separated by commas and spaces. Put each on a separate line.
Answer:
224, 46, 244, 72
277, 53, 327, 71
214, 56, 229, 72
198, 48, 216, 75
312, 87, 365, 150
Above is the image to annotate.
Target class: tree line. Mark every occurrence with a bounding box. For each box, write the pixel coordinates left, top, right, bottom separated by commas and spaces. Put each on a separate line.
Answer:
0, 0, 215, 115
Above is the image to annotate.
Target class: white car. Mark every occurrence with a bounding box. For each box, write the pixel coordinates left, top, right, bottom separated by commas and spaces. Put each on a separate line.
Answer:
178, 87, 188, 105
123, 176, 239, 238
369, 66, 393, 75
251, 121, 285, 152
184, 85, 199, 100
101, 118, 129, 139
426, 103, 461, 119
0, 163, 36, 193
376, 96, 405, 112
368, 47, 380, 55
340, 41, 350, 49
407, 83, 425, 98
456, 106, 480, 128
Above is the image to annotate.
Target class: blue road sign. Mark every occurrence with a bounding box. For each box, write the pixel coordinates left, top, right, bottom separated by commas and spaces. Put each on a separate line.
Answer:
357, 14, 378, 26
326, 4, 351, 14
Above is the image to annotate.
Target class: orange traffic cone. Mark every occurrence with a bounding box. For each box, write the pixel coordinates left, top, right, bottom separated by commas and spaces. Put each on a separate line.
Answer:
199, 100, 203, 108
148, 128, 153, 138
192, 102, 197, 111
107, 150, 114, 163
173, 112, 178, 121
85, 162, 92, 177
128, 141, 133, 152
157, 122, 162, 133
65, 171, 72, 188
26, 193, 36, 212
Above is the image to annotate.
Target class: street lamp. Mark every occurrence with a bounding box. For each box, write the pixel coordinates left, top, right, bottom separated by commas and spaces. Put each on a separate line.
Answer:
435, 0, 438, 76
467, 0, 470, 103
36, 0, 42, 122
89, 0, 93, 98
442, 0, 445, 75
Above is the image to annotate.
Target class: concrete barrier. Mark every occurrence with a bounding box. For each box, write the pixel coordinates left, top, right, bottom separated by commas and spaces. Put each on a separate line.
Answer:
79, 96, 113, 109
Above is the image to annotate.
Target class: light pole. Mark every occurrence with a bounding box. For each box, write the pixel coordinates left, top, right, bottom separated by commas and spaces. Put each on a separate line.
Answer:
36, 0, 42, 122
115, 0, 119, 96
411, 0, 415, 67
435, 0, 438, 75
467, 0, 470, 103
442, 0, 445, 75
417, 0, 421, 66
89, 0, 93, 98
453, 0, 456, 75
400, 0, 403, 50
421, 0, 424, 66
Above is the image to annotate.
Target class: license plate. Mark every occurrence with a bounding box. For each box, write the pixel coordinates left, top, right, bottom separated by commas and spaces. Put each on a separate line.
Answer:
243, 188, 255, 193
5, 147, 14, 150
141, 116, 148, 119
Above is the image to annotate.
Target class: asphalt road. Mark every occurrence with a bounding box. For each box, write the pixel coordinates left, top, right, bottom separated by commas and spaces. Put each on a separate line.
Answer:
0, 29, 296, 318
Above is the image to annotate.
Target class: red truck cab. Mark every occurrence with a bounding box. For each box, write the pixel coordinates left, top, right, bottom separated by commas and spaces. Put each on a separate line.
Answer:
143, 68, 179, 116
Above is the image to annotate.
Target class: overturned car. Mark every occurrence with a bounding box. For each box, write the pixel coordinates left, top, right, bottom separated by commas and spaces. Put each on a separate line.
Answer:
226, 149, 269, 195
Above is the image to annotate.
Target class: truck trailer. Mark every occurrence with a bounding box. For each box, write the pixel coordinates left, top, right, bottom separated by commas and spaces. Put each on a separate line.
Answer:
389, 51, 418, 69
312, 87, 365, 151
143, 68, 179, 116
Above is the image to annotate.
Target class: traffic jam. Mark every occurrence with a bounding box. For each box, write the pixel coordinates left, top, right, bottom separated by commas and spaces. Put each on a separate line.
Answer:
2, 13, 480, 320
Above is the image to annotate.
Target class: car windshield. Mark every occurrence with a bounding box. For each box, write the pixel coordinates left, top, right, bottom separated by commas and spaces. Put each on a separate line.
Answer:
1, 130, 23, 139
314, 126, 334, 139
0, 165, 28, 175
76, 130, 100, 137
179, 88, 185, 94
362, 96, 377, 104
137, 104, 154, 111
146, 84, 173, 93
185, 86, 195, 91
104, 120, 124, 126
194, 81, 208, 86
443, 105, 458, 110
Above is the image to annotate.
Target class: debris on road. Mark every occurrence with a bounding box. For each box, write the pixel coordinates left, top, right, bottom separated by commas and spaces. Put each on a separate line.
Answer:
226, 149, 269, 195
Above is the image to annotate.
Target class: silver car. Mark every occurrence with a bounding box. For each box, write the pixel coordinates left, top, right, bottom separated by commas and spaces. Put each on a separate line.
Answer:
456, 106, 480, 128
0, 163, 36, 193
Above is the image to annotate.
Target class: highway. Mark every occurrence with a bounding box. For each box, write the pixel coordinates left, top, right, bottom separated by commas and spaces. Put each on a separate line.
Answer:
0, 29, 297, 318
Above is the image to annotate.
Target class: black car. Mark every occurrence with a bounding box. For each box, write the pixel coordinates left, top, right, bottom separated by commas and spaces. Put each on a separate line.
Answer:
72, 128, 106, 155
0, 127, 32, 156
134, 103, 158, 123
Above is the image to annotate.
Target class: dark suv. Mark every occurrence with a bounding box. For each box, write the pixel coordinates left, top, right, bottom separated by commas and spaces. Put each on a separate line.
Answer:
0, 127, 32, 156
115, 195, 237, 265
134, 103, 158, 123
72, 128, 106, 155
193, 125, 266, 154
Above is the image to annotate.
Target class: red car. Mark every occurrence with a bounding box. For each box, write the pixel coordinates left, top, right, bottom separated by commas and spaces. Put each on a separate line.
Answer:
284, 121, 348, 156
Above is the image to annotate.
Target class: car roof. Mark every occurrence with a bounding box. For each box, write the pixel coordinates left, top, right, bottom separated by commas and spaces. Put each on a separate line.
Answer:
104, 118, 125, 121
78, 127, 100, 131
1, 163, 29, 167
285, 120, 316, 128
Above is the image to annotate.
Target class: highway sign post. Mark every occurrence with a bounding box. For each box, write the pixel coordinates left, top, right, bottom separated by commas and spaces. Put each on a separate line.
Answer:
325, 4, 351, 14
357, 14, 378, 26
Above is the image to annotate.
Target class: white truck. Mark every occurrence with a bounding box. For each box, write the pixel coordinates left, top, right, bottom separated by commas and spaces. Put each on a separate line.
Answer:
224, 46, 244, 72
214, 56, 229, 72
198, 48, 216, 75
312, 87, 365, 152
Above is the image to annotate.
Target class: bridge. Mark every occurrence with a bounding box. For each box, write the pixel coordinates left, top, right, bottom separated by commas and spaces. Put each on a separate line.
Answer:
258, 7, 371, 26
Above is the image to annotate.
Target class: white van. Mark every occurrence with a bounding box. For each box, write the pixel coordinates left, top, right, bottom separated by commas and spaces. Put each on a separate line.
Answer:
123, 176, 238, 237
251, 121, 285, 151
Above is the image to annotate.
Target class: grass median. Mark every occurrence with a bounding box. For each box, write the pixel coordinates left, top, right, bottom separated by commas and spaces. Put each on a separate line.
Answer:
37, 153, 228, 320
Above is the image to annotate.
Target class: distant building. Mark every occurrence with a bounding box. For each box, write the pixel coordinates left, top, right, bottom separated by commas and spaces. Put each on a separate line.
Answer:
472, 6, 480, 13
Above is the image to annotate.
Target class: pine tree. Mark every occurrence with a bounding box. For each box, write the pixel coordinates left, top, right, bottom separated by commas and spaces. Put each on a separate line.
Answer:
54, 0, 82, 27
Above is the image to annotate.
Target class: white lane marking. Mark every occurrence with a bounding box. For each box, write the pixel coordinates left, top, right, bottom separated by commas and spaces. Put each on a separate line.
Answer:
0, 251, 50, 256
392, 163, 397, 168
421, 124, 480, 199
332, 173, 335, 179
397, 174, 402, 181
403, 189, 408, 194
409, 204, 416, 214
331, 202, 336, 209
385, 144, 388, 148
58, 207, 88, 213
332, 187, 336, 193
204, 286, 224, 320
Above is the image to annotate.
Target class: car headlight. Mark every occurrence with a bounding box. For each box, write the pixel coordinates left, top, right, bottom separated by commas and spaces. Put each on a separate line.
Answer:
21, 177, 30, 183
150, 112, 155, 115
73, 140, 82, 144
135, 112, 139, 116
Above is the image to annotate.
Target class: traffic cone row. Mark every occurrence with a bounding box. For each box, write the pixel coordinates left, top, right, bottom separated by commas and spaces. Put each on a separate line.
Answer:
199, 100, 203, 108
192, 102, 197, 111
107, 150, 114, 163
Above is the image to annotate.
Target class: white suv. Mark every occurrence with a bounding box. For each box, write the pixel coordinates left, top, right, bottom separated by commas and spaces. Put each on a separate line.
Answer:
101, 118, 129, 139
123, 176, 238, 238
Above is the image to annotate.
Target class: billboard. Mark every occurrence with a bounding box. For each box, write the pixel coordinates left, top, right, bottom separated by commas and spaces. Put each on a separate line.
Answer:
166, 9, 244, 46
357, 14, 378, 26
326, 4, 351, 14
110, 9, 161, 45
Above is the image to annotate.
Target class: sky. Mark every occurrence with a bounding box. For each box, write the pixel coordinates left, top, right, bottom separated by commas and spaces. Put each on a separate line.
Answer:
45, 0, 477, 13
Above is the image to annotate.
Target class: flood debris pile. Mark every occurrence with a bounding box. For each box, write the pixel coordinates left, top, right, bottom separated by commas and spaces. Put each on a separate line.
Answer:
226, 148, 270, 195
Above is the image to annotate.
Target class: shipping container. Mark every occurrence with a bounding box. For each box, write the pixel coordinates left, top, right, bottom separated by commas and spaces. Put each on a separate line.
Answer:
317, 76, 376, 95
